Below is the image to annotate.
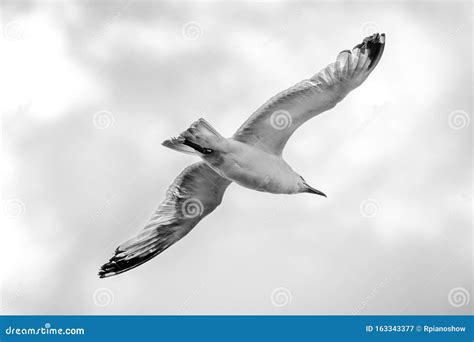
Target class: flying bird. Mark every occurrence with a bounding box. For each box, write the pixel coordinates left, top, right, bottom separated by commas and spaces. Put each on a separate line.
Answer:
99, 33, 385, 278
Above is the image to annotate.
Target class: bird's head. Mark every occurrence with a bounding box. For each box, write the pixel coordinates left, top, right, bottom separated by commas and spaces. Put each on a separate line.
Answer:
297, 176, 327, 197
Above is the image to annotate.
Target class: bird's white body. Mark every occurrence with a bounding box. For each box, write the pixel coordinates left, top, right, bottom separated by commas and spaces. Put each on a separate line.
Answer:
203, 138, 301, 194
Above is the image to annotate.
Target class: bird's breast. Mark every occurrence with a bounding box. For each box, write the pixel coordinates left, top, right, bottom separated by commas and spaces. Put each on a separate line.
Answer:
205, 143, 298, 194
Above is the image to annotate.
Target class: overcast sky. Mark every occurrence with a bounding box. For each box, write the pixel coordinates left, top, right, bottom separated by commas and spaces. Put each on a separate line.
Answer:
1, 0, 472, 315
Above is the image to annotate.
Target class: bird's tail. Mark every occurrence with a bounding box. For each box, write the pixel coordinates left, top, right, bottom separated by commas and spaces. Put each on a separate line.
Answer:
162, 118, 224, 155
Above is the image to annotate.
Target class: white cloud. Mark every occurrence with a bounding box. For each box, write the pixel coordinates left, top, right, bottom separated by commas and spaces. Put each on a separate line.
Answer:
1, 11, 104, 120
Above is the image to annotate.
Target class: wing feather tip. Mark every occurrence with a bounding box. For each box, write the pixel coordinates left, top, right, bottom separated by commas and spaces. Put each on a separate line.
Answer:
98, 263, 116, 278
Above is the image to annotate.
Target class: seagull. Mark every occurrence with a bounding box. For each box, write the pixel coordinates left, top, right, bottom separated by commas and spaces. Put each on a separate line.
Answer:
99, 33, 385, 278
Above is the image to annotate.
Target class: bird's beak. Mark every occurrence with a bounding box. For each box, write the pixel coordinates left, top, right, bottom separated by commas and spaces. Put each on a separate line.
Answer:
303, 182, 327, 197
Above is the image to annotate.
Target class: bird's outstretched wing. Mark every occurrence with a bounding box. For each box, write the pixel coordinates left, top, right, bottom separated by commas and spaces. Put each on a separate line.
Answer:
233, 33, 385, 156
99, 162, 231, 278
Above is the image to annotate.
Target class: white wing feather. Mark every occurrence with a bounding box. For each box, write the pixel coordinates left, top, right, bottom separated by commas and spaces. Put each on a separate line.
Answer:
99, 162, 231, 277
233, 33, 385, 156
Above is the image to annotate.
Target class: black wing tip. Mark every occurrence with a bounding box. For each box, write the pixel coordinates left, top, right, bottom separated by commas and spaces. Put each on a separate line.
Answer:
98, 269, 109, 279
355, 32, 385, 49
363, 32, 385, 43
97, 245, 166, 279
97, 248, 123, 278
98, 261, 118, 278
358, 32, 385, 68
